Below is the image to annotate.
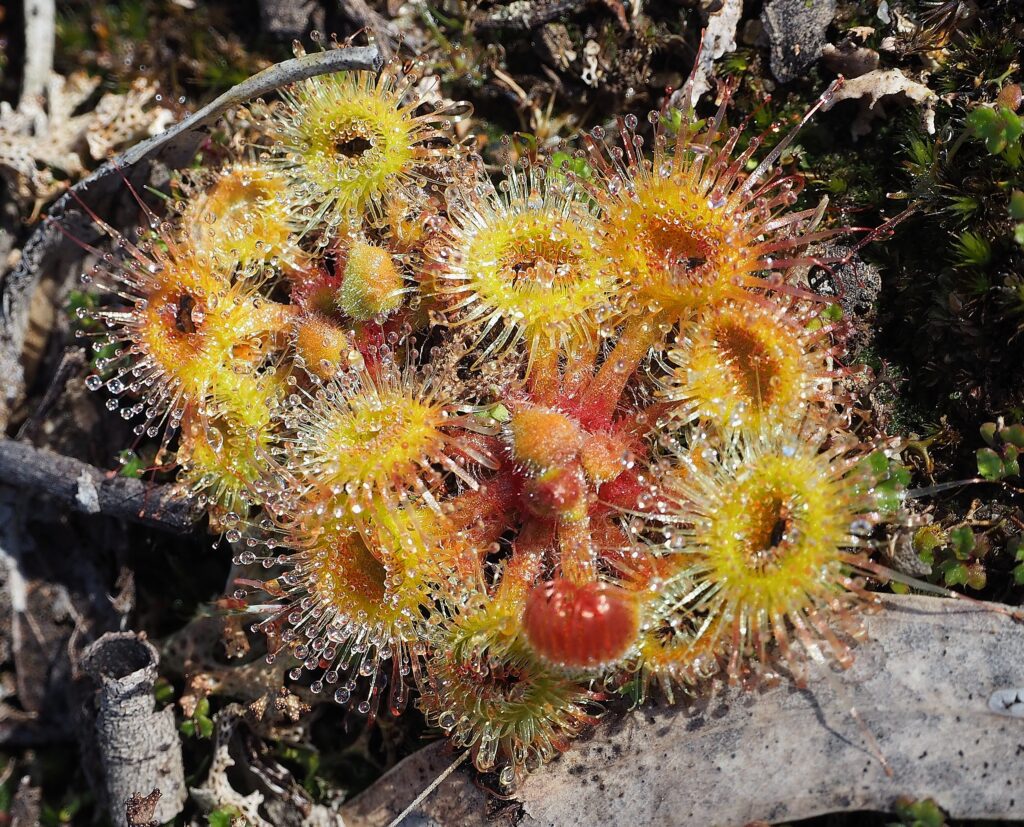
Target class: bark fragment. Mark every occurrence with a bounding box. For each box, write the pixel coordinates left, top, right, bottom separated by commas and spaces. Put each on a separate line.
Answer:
342, 595, 1024, 826
78, 632, 186, 827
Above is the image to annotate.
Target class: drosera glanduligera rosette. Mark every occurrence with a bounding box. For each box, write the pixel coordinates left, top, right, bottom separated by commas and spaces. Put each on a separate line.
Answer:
79, 47, 911, 790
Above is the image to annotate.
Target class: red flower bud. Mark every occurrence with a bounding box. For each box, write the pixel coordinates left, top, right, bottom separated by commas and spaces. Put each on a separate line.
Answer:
523, 579, 639, 669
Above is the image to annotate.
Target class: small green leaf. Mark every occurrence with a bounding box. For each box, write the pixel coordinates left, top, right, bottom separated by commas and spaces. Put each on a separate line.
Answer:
551, 151, 593, 181
198, 716, 215, 739
894, 795, 946, 827
179, 720, 196, 737
153, 677, 174, 705
860, 453, 910, 514
617, 672, 644, 708
1009, 190, 1024, 221
968, 104, 1024, 156
890, 463, 911, 487
825, 176, 847, 195
874, 482, 904, 515
977, 447, 1005, 480
949, 525, 975, 558
967, 106, 997, 129
117, 449, 145, 479
208, 807, 241, 827
939, 560, 969, 587
477, 402, 510, 424
1001, 423, 1024, 448
864, 450, 889, 478
1013, 563, 1024, 586
913, 526, 943, 566
823, 303, 843, 321
980, 421, 998, 446
659, 107, 684, 135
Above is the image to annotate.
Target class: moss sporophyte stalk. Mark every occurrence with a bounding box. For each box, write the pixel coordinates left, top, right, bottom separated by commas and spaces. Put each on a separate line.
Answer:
79, 50, 910, 789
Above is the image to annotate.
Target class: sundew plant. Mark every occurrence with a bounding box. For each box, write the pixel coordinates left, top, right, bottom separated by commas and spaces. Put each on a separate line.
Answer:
79, 50, 909, 790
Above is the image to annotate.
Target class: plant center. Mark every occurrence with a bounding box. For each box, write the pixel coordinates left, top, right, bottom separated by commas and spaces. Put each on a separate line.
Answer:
335, 134, 374, 159
714, 322, 779, 407
743, 494, 795, 573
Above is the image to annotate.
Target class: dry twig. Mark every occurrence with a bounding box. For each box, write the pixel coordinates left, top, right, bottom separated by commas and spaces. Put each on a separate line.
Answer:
0, 438, 197, 533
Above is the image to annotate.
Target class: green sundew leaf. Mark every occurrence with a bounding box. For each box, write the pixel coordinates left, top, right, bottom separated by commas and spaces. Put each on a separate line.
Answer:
864, 450, 889, 479
179, 720, 196, 737
1009, 190, 1024, 221
861, 453, 910, 514
1015, 223, 1024, 247
478, 402, 510, 424
977, 447, 1005, 480
968, 105, 1024, 156
660, 108, 684, 135
938, 559, 969, 587
890, 463, 911, 487
822, 303, 843, 322
153, 677, 174, 705
893, 795, 945, 827
980, 421, 999, 446
1013, 563, 1024, 586
551, 151, 593, 181
117, 449, 145, 479
949, 525, 975, 558
197, 715, 215, 739
208, 808, 241, 827
1000, 423, 1024, 448
913, 526, 944, 566
874, 481, 904, 515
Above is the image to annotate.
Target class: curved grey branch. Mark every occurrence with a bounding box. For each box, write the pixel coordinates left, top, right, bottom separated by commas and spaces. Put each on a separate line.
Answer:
0, 45, 380, 427
0, 438, 197, 533
343, 595, 1024, 826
